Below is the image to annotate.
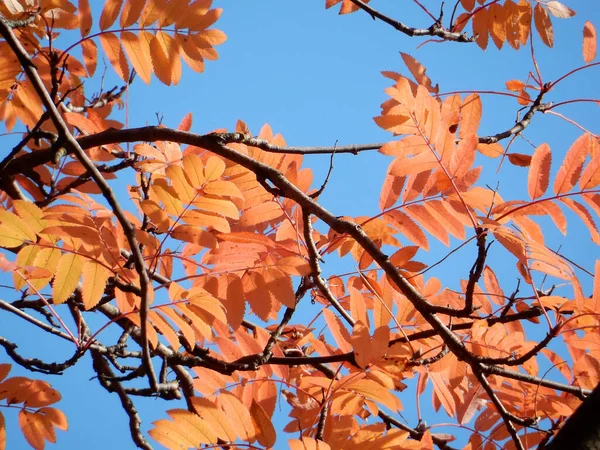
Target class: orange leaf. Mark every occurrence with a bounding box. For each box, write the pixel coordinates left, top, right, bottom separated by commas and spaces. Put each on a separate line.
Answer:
0, 365, 10, 383
461, 0, 475, 12
554, 133, 590, 195
218, 392, 256, 442
149, 31, 172, 85
430, 371, 456, 417
289, 437, 331, 450
78, 0, 92, 37
386, 210, 429, 250
19, 410, 45, 450
583, 21, 597, 63
400, 52, 439, 94
390, 152, 438, 177
99, 0, 123, 30
505, 79, 525, 91
191, 397, 236, 442
343, 377, 402, 412
528, 143, 552, 200
99, 32, 129, 82
277, 256, 311, 276
121, 31, 152, 84
171, 225, 217, 248
593, 261, 600, 312
451, 133, 478, 178
0, 412, 5, 450
166, 409, 218, 444
351, 321, 372, 369
534, 3, 554, 47
323, 309, 352, 353
120, 0, 146, 28
459, 94, 482, 138
472, 6, 489, 49
204, 156, 226, 182
249, 400, 276, 448
508, 153, 531, 167
370, 325, 390, 363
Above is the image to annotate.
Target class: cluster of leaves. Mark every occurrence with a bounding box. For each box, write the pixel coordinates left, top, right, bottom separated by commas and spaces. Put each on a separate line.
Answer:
0, 0, 598, 450
0, 364, 67, 450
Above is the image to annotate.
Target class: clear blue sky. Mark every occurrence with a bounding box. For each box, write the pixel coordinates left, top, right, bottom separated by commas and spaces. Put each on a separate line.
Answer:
1, 1, 599, 449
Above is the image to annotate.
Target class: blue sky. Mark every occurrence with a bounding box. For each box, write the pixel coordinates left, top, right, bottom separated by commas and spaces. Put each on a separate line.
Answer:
1, 1, 599, 449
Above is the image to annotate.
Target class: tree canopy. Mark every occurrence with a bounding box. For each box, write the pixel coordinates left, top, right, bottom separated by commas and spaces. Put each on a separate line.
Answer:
0, 1, 599, 449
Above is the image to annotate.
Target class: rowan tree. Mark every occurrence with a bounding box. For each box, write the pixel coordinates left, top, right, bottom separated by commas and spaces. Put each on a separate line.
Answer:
0, 0, 598, 449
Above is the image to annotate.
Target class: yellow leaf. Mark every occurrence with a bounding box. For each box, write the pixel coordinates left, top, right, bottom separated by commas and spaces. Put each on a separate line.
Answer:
0, 210, 36, 246
53, 253, 84, 305
14, 246, 40, 290
29, 247, 62, 291
166, 164, 196, 203
13, 201, 45, 235
81, 261, 112, 309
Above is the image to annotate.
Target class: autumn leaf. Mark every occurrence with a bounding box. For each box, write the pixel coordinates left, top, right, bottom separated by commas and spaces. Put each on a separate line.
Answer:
583, 21, 597, 63
528, 143, 552, 200
545, 1, 576, 19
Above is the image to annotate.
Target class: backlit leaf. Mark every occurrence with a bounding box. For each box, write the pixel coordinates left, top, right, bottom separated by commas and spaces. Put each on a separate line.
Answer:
583, 21, 597, 63
249, 400, 276, 448
191, 397, 236, 441
546, 1, 576, 19
78, 0, 92, 37
121, 31, 152, 84
534, 3, 554, 47
99, 33, 129, 82
528, 143, 552, 200
81, 261, 112, 309
554, 133, 589, 195
53, 253, 84, 305
218, 391, 256, 442
99, 0, 124, 30
352, 320, 371, 369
